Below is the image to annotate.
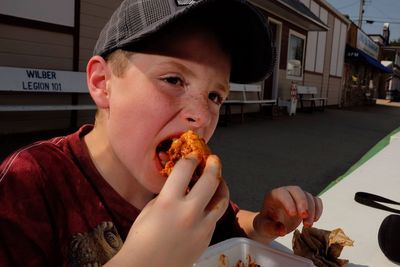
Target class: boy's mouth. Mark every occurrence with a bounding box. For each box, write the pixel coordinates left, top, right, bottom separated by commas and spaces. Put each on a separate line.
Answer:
156, 139, 173, 168
157, 130, 211, 185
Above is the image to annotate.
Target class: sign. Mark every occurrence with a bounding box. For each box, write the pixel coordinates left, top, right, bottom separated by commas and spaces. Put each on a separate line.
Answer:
1, 0, 75, 27
357, 29, 379, 60
0, 66, 87, 93
347, 51, 359, 58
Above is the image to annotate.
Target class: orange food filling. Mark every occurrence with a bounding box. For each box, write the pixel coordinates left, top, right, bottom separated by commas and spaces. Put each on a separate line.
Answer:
160, 130, 211, 182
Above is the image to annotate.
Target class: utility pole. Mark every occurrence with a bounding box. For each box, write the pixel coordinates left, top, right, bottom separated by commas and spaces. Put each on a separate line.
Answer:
358, 0, 365, 28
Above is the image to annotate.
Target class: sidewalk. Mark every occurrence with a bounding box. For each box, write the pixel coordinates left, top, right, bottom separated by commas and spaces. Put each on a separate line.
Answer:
1, 104, 400, 212
277, 127, 400, 266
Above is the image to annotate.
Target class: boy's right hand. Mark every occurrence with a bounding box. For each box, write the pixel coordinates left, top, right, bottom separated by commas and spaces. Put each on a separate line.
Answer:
106, 153, 229, 267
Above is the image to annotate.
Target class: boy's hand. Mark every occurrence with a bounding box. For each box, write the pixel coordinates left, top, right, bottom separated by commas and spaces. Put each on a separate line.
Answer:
108, 153, 229, 267
253, 186, 323, 240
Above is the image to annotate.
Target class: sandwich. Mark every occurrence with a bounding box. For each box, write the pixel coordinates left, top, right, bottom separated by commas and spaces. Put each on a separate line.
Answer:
160, 130, 211, 185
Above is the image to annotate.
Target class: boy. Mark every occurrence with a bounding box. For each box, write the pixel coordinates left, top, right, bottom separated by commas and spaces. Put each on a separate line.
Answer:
0, 0, 323, 266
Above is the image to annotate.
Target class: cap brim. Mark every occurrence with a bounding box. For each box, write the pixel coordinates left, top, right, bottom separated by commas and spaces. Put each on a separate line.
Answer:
202, 0, 275, 84
188, 0, 275, 84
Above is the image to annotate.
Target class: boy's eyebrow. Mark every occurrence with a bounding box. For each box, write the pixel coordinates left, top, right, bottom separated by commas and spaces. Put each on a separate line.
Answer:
156, 60, 229, 93
157, 60, 195, 77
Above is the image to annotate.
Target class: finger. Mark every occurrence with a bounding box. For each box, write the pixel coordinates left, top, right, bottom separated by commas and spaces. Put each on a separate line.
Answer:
161, 152, 200, 197
187, 155, 222, 209
267, 187, 297, 218
204, 180, 230, 224
205, 179, 229, 213
314, 196, 323, 221
303, 192, 316, 228
286, 186, 309, 218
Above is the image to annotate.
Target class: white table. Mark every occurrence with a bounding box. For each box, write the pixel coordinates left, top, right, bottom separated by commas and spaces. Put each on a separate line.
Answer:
274, 131, 400, 267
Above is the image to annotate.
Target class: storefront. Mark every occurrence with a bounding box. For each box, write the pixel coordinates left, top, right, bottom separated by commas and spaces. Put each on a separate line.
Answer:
342, 24, 392, 106
251, 0, 349, 109
380, 47, 400, 100
251, 0, 328, 103
0, 0, 348, 134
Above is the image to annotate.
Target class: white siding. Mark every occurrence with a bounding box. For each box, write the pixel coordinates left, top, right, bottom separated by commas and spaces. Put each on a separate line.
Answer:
320, 7, 328, 24
299, 0, 311, 7
315, 32, 326, 72
310, 0, 319, 16
329, 18, 347, 77
79, 0, 123, 71
0, 24, 73, 70
304, 3, 327, 74
330, 18, 341, 76
1, 0, 75, 26
336, 22, 347, 76
315, 7, 327, 73
305, 32, 318, 71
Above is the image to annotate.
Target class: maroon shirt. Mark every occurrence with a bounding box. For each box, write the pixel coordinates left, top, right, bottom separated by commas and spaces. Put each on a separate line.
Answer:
0, 125, 246, 267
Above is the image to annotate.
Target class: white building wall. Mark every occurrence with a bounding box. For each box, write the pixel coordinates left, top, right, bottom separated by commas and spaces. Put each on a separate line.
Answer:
304, 1, 327, 74
0, 0, 125, 133
330, 18, 341, 76
336, 22, 347, 76
305, 32, 317, 71
300, 0, 349, 105
315, 8, 328, 73
1, 0, 75, 26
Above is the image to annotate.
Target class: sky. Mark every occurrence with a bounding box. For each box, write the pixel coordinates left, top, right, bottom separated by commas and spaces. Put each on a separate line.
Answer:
325, 0, 400, 42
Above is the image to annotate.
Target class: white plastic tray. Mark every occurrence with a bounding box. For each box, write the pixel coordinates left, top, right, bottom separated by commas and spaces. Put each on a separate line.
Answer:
193, 238, 315, 267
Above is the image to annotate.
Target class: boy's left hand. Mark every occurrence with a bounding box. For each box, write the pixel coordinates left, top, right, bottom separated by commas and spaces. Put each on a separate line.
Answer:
253, 186, 323, 240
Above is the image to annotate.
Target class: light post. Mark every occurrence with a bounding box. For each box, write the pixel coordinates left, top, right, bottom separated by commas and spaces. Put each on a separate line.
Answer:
358, 0, 365, 28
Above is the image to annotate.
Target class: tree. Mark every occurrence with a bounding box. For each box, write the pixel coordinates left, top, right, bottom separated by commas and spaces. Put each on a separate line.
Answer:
389, 38, 400, 46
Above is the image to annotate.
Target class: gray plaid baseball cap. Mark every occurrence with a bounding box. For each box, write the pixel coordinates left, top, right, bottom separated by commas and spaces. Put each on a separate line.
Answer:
93, 0, 275, 84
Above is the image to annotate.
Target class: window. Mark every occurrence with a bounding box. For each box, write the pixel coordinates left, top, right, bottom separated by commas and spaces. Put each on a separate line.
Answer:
287, 30, 306, 79
305, 3, 328, 73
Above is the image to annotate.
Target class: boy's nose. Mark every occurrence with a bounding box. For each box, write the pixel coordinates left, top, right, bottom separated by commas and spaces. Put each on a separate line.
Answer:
182, 97, 212, 128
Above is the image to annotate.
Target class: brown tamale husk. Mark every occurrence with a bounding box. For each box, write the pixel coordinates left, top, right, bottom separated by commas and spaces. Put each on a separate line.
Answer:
292, 227, 353, 267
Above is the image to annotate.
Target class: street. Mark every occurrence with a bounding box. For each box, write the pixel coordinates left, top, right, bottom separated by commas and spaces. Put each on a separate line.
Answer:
209, 103, 400, 211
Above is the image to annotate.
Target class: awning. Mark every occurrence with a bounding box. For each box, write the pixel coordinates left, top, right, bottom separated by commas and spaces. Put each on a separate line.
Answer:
251, 0, 328, 31
346, 46, 392, 73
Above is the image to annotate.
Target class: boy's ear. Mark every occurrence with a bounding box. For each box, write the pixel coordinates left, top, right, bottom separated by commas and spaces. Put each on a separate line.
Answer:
86, 55, 111, 109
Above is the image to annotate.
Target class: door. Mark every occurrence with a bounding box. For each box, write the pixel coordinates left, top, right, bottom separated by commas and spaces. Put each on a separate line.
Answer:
264, 20, 281, 100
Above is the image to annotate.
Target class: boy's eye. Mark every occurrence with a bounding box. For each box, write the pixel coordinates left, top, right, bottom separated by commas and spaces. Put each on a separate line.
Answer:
208, 92, 224, 105
162, 76, 184, 86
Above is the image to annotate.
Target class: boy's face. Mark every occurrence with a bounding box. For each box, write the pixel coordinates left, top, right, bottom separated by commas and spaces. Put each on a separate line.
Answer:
104, 30, 230, 194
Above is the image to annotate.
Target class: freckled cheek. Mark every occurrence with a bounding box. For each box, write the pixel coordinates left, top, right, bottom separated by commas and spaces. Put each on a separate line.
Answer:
144, 95, 178, 123
113, 87, 172, 118
152, 99, 175, 114
204, 110, 220, 141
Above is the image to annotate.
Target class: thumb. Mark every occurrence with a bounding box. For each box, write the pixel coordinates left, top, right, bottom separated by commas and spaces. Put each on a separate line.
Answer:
253, 213, 287, 237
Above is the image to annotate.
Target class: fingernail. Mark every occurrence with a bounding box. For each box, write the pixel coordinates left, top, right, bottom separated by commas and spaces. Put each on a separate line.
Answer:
303, 220, 312, 228
184, 152, 201, 161
301, 210, 309, 218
